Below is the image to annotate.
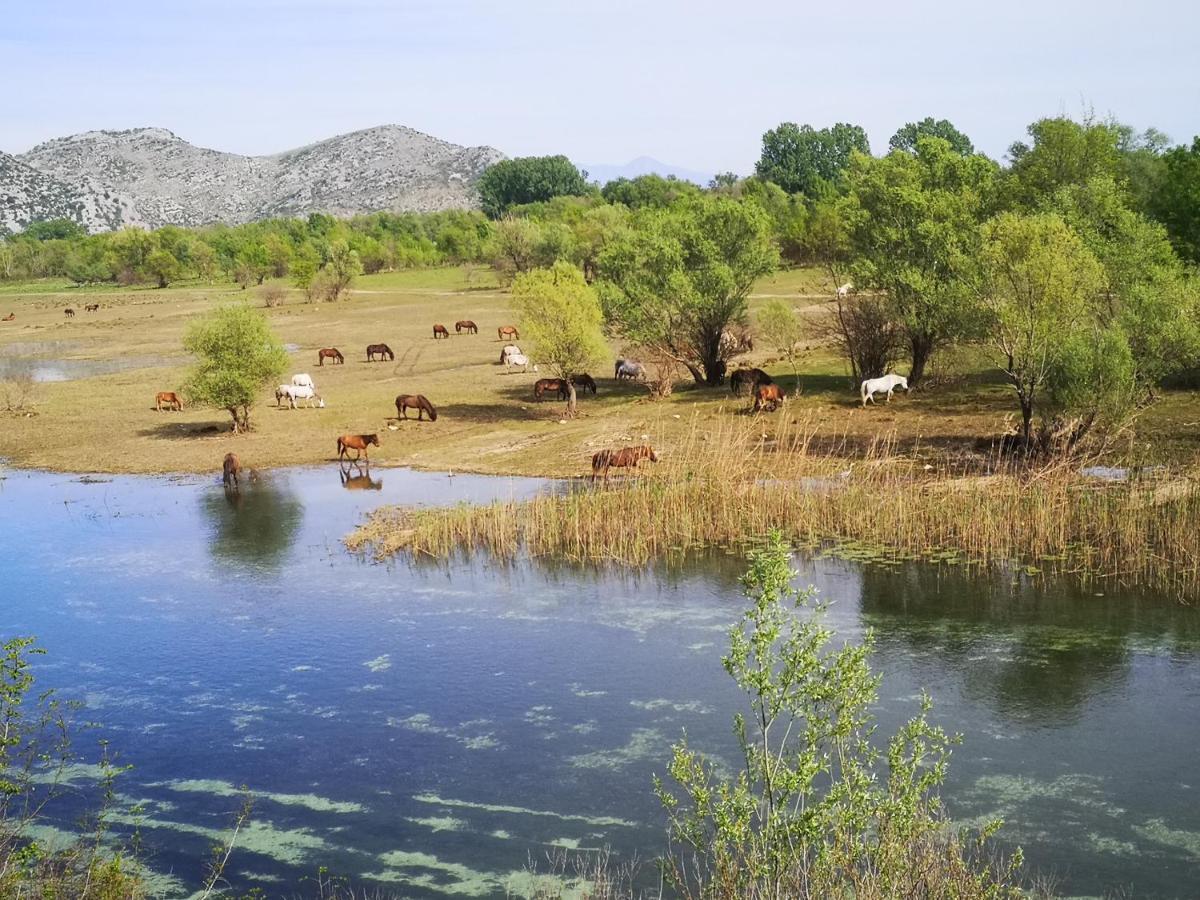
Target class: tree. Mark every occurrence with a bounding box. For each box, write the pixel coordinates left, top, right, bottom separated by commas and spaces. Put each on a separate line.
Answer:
598, 195, 778, 386
143, 248, 181, 288
183, 305, 288, 433
477, 155, 591, 218
320, 240, 361, 301
1005, 116, 1122, 208
845, 137, 998, 384
22, 219, 86, 241
757, 299, 805, 393
889, 117, 974, 156
755, 122, 870, 196
1149, 136, 1200, 265
601, 174, 700, 209
490, 216, 541, 283
512, 262, 608, 415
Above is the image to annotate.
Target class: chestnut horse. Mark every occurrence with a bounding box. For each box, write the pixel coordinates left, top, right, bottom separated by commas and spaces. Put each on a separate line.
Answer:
366, 343, 394, 361
337, 433, 380, 462
497, 325, 519, 341
222, 452, 241, 490
455, 320, 478, 334
571, 373, 597, 395
318, 348, 344, 366
730, 367, 773, 397
395, 394, 438, 421
433, 324, 450, 339
155, 391, 183, 411
591, 445, 659, 482
64, 308, 75, 318
753, 383, 784, 412
534, 378, 569, 401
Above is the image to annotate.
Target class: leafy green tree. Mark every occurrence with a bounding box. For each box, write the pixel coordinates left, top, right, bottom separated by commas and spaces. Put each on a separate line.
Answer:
757, 299, 805, 393
490, 216, 542, 283
601, 174, 700, 209
190, 240, 219, 283
889, 117, 974, 156
183, 304, 288, 432
319, 240, 362, 301
755, 122, 870, 196
656, 532, 1021, 898
1149, 136, 1200, 264
845, 137, 999, 383
598, 195, 778, 386
22, 219, 86, 241
512, 262, 608, 415
477, 155, 592, 218
739, 178, 809, 264
144, 248, 182, 288
1005, 116, 1123, 208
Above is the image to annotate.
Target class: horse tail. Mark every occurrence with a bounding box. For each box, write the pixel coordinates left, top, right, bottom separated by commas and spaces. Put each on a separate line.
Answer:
860, 380, 869, 406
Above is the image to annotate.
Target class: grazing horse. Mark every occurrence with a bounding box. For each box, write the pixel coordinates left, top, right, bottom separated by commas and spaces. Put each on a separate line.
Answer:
396, 394, 438, 421
2, 313, 14, 321
455, 320, 478, 334
499, 344, 522, 364
222, 453, 241, 490
366, 343, 394, 362
292, 373, 315, 389
85, 303, 100, 312
497, 325, 519, 341
276, 384, 323, 409
571, 373, 598, 395
337, 433, 380, 462
155, 391, 183, 412
753, 383, 784, 412
591, 445, 659, 482
64, 308, 75, 318
615, 359, 645, 380
504, 352, 534, 374
433, 324, 450, 339
860, 373, 909, 407
730, 367, 773, 396
534, 378, 569, 401
317, 348, 344, 366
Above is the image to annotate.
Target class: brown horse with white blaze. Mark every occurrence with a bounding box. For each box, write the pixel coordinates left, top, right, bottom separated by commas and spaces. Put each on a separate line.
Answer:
395, 394, 437, 421
337, 433, 380, 462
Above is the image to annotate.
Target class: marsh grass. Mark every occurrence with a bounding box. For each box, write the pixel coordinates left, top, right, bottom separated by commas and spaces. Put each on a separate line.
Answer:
349, 413, 1200, 600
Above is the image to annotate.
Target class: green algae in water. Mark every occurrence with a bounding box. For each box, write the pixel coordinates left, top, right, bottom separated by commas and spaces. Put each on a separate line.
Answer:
405, 815, 469, 833
567, 727, 665, 771
363, 654, 392, 672
160, 778, 366, 814
412, 793, 637, 828
1133, 819, 1200, 859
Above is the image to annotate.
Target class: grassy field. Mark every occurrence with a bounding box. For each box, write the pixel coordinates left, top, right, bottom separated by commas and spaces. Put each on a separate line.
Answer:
0, 265, 1196, 477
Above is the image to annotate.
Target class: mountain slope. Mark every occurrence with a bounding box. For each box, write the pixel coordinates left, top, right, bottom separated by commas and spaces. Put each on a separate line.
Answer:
0, 151, 132, 234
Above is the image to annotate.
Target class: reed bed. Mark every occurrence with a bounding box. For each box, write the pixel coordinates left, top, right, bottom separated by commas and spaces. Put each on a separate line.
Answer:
348, 413, 1200, 601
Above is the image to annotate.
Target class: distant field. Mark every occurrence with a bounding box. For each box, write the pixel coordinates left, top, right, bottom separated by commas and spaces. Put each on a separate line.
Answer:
0, 265, 1195, 477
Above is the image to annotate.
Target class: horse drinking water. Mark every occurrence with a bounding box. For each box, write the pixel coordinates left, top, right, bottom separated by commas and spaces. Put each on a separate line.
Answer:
860, 373, 909, 407
222, 453, 241, 490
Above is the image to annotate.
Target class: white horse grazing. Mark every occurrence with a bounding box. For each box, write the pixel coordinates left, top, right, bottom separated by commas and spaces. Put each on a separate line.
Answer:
615, 359, 646, 380
499, 344, 522, 364
837, 282, 854, 298
276, 384, 324, 409
860, 373, 909, 407
504, 352, 536, 374
291, 373, 315, 389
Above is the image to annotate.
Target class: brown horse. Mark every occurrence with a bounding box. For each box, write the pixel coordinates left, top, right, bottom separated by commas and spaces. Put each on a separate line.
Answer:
753, 383, 784, 412
155, 391, 184, 412
1, 313, 14, 321
85, 303, 100, 312
340, 465, 383, 490
64, 308, 75, 318
534, 378, 569, 401
730, 367, 773, 396
571, 373, 598, 395
366, 343, 394, 361
455, 320, 478, 334
318, 348, 344, 366
591, 445, 659, 482
432, 324, 450, 339
337, 433, 380, 462
395, 394, 438, 421
497, 325, 519, 341
222, 452, 241, 490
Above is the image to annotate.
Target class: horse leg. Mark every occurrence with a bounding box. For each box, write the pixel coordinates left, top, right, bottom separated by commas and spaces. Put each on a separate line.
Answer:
886, 389, 893, 403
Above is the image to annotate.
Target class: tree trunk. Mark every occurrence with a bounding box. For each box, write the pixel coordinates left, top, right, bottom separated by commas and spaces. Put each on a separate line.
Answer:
684, 362, 706, 385
908, 332, 934, 386
566, 382, 577, 418
1019, 398, 1033, 448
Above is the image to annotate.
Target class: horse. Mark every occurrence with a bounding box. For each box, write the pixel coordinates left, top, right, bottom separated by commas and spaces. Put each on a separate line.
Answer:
534, 378, 569, 401
615, 359, 645, 380
837, 282, 854, 298
730, 367, 773, 396
64, 308, 75, 318
340, 465, 383, 490
571, 373, 598, 395
84, 303, 100, 312
292, 373, 315, 389
337, 433, 380, 462
396, 394, 437, 421
499, 344, 522, 364
366, 343, 394, 362
276, 384, 324, 409
861, 373, 909, 407
455, 320, 478, 334
155, 391, 183, 412
720, 329, 754, 357
2, 313, 15, 321
498, 325, 520, 341
433, 324, 450, 339
222, 452, 241, 490
505, 352, 535, 374
591, 445, 659, 482
753, 383, 784, 412
318, 348, 344, 366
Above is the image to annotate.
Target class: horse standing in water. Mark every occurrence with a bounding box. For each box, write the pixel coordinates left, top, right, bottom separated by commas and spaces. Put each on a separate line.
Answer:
455, 320, 478, 334
222, 453, 241, 490
395, 395, 438, 421
337, 433, 380, 463
318, 348, 344, 366
860, 373, 909, 407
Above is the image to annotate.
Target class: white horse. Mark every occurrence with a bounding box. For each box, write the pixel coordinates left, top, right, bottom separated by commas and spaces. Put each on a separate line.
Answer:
504, 352, 536, 374
837, 282, 854, 299
276, 384, 324, 409
291, 373, 315, 389
860, 373, 909, 407
615, 359, 646, 380
499, 344, 522, 364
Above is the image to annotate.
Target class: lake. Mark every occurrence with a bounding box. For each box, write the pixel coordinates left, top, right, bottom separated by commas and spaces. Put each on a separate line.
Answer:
1, 465, 1197, 898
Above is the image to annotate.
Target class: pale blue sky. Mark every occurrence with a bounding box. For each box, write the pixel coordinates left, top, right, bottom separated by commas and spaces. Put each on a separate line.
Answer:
3, 0, 1197, 172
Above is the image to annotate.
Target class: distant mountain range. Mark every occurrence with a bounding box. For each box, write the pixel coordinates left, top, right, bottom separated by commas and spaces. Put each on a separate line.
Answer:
581, 156, 716, 187
1, 125, 505, 234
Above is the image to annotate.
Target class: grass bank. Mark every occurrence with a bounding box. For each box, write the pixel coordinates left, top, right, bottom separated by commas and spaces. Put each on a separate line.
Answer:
349, 415, 1200, 601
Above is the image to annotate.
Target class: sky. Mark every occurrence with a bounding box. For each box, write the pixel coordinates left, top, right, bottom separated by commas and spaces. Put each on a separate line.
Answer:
3, 0, 1197, 173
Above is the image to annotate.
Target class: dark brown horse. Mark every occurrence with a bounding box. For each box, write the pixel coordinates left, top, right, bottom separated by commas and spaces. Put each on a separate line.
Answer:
730, 367, 773, 396
497, 325, 519, 341
395, 394, 438, 421
155, 391, 183, 411
534, 378, 569, 401
85, 303, 100, 312
337, 433, 380, 462
318, 347, 344, 365
591, 445, 659, 482
222, 452, 241, 490
571, 373, 598, 395
455, 320, 478, 334
366, 343, 394, 362
753, 382, 784, 412
433, 324, 450, 339
64, 308, 75, 318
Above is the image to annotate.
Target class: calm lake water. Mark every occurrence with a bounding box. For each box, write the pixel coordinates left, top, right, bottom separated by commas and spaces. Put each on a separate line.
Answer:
0, 466, 1198, 898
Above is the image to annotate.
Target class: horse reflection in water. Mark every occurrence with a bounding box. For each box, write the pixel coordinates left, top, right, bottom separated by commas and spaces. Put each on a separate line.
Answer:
339, 462, 383, 491
203, 471, 304, 569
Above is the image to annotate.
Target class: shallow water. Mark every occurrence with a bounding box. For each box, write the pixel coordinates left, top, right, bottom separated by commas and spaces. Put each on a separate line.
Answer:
0, 341, 173, 381
0, 466, 1198, 898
